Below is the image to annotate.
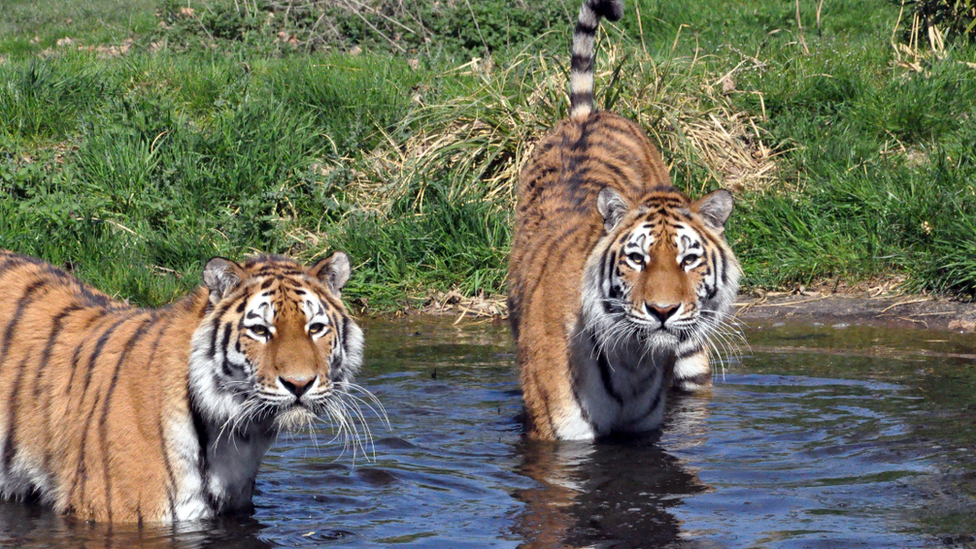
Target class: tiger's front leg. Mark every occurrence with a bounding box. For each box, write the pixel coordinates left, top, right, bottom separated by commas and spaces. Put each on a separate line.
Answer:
672, 347, 712, 392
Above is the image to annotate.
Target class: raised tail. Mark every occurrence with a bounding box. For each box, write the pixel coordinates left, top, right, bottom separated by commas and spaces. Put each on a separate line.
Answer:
569, 0, 624, 118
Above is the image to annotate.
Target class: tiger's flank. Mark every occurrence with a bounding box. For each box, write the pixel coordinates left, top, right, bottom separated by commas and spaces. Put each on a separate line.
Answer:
507, 0, 741, 441
0, 250, 374, 522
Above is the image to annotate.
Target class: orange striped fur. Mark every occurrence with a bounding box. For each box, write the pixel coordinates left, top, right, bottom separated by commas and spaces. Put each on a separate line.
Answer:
0, 250, 368, 522
507, 0, 741, 441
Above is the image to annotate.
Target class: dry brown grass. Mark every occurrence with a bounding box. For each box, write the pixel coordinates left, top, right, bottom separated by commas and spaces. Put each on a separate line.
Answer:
316, 38, 779, 223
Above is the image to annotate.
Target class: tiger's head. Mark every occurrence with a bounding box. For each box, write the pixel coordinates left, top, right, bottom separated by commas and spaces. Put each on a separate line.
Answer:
189, 253, 365, 432
582, 186, 741, 354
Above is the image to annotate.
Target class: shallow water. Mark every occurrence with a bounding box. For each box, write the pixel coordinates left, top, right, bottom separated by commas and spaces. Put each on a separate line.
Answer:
2, 317, 976, 548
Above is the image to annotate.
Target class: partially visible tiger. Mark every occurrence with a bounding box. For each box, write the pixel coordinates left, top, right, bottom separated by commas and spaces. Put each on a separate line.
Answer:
507, 0, 741, 441
0, 249, 368, 522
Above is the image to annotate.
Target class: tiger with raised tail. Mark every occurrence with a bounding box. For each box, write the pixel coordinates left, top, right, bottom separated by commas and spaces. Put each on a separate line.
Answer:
507, 0, 741, 441
0, 250, 373, 522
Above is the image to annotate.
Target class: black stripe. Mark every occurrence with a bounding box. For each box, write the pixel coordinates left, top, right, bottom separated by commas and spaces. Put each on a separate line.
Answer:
677, 345, 703, 360
0, 254, 44, 277
568, 357, 591, 425
2, 354, 32, 472
98, 315, 156, 518
80, 316, 131, 396
208, 314, 224, 357
65, 310, 111, 397
158, 415, 178, 520
574, 20, 598, 36
318, 291, 345, 314
600, 160, 629, 187
220, 322, 233, 353
0, 279, 49, 363
600, 245, 614, 285
570, 92, 594, 109
141, 321, 179, 520
254, 267, 302, 277
707, 249, 721, 300
220, 357, 240, 378
340, 315, 352, 372
71, 393, 102, 509
38, 304, 85, 475
70, 311, 128, 518
603, 251, 618, 314
34, 304, 83, 398
570, 54, 593, 73
517, 228, 584, 320
677, 372, 711, 388
530, 368, 559, 438
717, 247, 729, 287
0, 280, 51, 473
190, 404, 215, 512
640, 374, 666, 420
597, 351, 624, 405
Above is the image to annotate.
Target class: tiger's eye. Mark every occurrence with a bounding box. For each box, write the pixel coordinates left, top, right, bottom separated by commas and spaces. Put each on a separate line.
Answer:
681, 254, 700, 268
249, 325, 271, 339
308, 323, 327, 336
627, 252, 644, 264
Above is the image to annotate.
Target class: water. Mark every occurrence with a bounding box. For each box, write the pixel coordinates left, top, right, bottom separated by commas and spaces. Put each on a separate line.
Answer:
2, 317, 976, 548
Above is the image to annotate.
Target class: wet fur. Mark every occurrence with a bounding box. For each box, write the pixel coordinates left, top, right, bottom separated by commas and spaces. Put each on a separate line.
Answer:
0, 250, 368, 522
507, 0, 741, 441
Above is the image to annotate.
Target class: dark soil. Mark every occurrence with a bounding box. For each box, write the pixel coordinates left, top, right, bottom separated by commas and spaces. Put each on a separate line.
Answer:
735, 290, 976, 333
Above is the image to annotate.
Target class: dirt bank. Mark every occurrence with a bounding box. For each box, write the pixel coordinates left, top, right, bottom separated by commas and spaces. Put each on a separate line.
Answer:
420, 288, 976, 333
734, 290, 976, 332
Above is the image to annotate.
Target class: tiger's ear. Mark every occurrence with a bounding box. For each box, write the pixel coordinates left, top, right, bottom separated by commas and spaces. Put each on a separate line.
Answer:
597, 187, 630, 233
693, 189, 734, 233
203, 257, 246, 306
309, 251, 351, 297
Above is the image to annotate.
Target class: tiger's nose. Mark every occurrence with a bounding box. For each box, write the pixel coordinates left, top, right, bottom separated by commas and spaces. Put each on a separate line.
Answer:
646, 303, 680, 323
279, 376, 316, 398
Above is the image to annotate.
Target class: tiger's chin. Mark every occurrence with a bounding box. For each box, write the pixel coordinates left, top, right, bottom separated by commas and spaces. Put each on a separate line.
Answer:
638, 327, 681, 351
273, 405, 319, 432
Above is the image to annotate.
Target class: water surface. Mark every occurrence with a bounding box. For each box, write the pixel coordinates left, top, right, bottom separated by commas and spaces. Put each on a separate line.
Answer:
2, 317, 975, 548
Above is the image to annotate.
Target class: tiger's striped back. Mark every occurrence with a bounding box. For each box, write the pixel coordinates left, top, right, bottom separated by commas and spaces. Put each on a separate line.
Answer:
507, 0, 741, 441
0, 249, 368, 522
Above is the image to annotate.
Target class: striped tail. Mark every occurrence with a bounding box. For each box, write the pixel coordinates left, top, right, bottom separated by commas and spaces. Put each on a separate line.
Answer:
570, 0, 624, 118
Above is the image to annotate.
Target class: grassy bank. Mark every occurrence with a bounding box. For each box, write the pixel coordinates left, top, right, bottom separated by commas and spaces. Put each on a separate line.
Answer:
1, 0, 975, 311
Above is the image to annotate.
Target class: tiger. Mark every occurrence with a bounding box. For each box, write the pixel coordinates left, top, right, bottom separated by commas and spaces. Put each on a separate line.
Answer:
507, 0, 741, 441
0, 249, 370, 522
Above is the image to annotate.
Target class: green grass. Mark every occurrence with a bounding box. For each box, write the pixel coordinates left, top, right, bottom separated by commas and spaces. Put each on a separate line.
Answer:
1, 0, 975, 310
0, 0, 158, 56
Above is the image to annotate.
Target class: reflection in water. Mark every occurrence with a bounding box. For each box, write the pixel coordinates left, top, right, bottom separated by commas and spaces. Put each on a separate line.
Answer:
0, 497, 272, 549
514, 396, 712, 549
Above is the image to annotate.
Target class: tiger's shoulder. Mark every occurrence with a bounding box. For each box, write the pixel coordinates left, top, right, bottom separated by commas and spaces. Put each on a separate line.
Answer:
517, 111, 670, 210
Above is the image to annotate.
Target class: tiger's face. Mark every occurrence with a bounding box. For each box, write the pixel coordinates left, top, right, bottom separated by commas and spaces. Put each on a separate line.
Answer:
583, 186, 740, 351
190, 253, 364, 432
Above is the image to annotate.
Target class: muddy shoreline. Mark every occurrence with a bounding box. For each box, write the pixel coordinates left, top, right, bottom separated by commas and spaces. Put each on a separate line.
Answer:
414, 289, 976, 333
733, 291, 976, 332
